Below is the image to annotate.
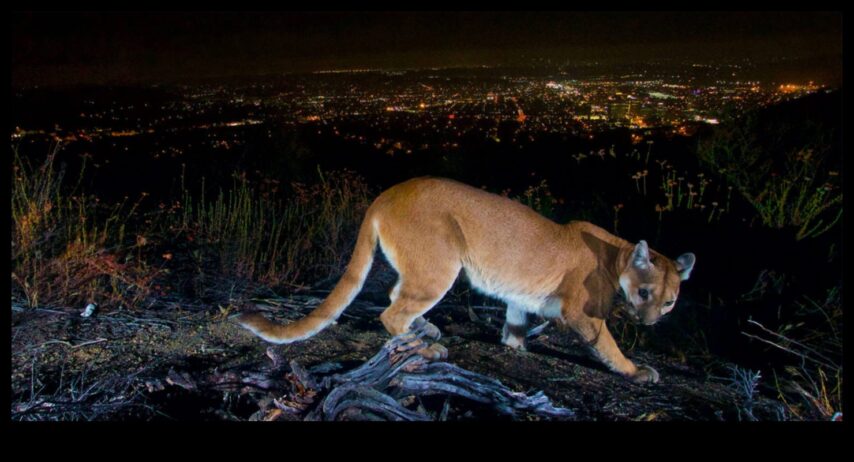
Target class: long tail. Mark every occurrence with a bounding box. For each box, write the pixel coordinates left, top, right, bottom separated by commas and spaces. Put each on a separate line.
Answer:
235, 210, 378, 344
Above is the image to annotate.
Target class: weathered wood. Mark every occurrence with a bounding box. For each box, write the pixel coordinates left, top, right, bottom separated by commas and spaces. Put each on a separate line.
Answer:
390, 362, 574, 419
318, 329, 431, 390
288, 359, 319, 390
305, 384, 430, 421
294, 323, 574, 421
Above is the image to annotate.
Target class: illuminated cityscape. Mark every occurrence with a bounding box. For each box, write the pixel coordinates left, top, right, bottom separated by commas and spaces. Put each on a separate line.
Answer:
11, 63, 826, 158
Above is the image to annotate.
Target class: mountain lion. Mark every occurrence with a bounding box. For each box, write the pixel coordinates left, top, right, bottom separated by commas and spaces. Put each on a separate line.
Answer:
237, 177, 695, 383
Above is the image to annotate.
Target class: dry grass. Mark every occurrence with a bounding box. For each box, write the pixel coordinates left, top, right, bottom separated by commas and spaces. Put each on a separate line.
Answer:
174, 166, 372, 292
12, 145, 373, 309
11, 145, 161, 309
11, 359, 148, 421
742, 287, 843, 421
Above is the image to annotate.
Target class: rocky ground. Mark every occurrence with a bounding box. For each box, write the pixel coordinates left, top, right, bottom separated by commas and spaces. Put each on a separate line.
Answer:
11, 263, 787, 421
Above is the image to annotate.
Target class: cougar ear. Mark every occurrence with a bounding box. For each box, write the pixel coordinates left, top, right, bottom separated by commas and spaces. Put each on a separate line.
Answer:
675, 253, 696, 281
631, 240, 652, 270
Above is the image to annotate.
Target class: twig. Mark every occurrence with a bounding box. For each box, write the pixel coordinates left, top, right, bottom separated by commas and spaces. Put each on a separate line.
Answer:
527, 321, 550, 338
25, 338, 108, 352
742, 319, 838, 370
739, 332, 835, 371
12, 306, 69, 316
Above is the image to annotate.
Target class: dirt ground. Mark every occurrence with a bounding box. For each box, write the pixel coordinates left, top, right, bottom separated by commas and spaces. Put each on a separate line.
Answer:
10, 263, 787, 421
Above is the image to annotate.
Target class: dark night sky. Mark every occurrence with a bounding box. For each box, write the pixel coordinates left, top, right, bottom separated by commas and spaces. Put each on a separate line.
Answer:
12, 11, 843, 86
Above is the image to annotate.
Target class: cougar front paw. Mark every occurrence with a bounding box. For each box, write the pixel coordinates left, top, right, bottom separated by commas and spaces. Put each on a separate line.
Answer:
630, 365, 660, 384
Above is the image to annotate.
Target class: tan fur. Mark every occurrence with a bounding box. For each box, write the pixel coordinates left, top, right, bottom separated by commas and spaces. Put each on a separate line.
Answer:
236, 177, 695, 382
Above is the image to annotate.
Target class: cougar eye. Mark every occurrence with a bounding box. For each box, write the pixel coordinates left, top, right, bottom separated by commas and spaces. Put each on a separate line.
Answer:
638, 288, 649, 300
664, 300, 675, 307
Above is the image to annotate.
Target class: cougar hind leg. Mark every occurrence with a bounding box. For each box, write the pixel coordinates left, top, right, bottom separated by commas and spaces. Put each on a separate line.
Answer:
378, 266, 459, 360
375, 215, 464, 359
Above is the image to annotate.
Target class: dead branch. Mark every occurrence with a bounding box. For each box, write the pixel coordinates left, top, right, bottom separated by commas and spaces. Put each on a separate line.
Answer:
389, 362, 574, 419
306, 384, 431, 421
165, 368, 197, 391
134, 317, 571, 421
294, 324, 574, 421
741, 319, 839, 371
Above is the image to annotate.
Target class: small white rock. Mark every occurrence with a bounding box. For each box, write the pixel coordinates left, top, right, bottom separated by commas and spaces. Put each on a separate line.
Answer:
81, 303, 97, 318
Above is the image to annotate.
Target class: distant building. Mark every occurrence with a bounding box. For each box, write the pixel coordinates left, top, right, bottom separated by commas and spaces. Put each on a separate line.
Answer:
608, 102, 632, 124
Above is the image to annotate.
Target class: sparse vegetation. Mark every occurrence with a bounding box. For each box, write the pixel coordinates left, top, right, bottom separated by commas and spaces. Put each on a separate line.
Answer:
509, 178, 558, 218
698, 115, 842, 240
11, 145, 161, 309
175, 166, 372, 292
726, 365, 762, 421
12, 145, 372, 309
742, 286, 843, 421
11, 362, 148, 421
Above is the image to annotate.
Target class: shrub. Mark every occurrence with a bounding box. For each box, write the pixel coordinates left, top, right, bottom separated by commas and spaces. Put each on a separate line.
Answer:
727, 365, 762, 421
